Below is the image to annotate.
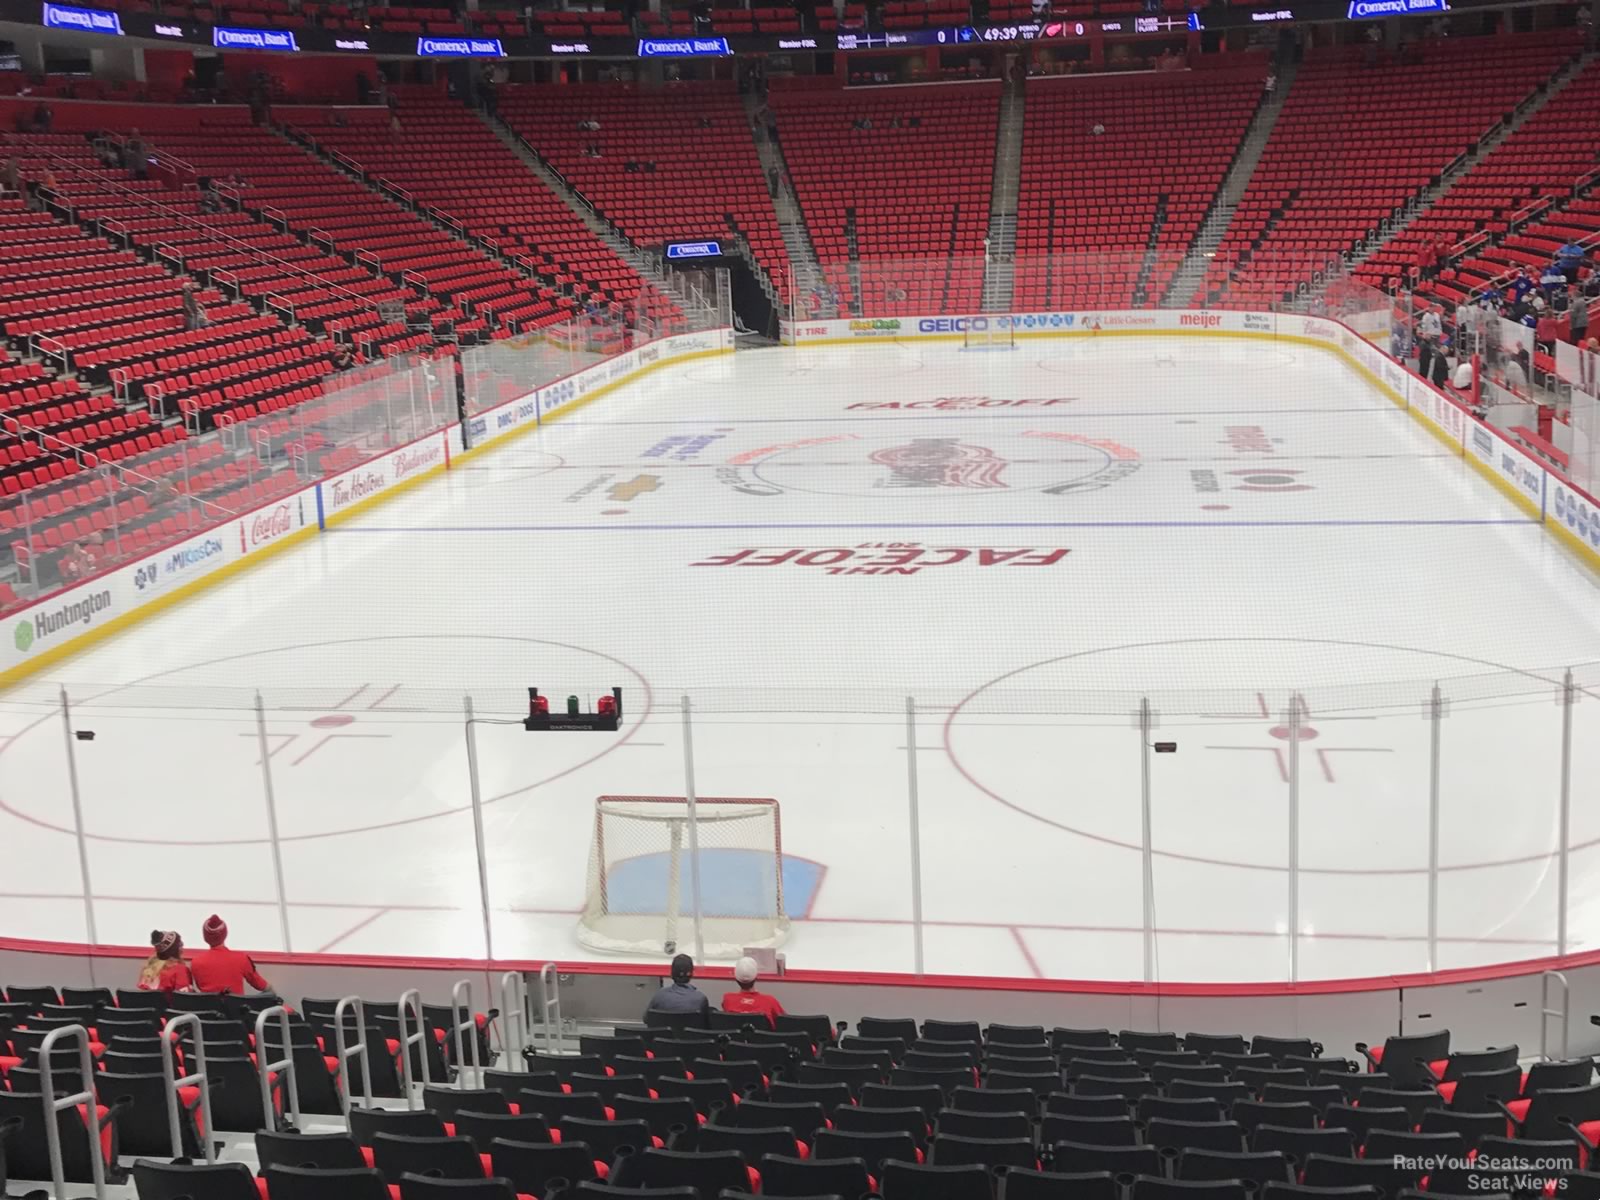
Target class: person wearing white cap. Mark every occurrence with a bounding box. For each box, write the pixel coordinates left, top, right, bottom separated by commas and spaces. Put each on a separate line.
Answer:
721, 956, 785, 1028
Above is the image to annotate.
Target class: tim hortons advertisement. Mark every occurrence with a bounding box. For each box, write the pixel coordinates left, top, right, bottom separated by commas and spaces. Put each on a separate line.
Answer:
319, 432, 447, 523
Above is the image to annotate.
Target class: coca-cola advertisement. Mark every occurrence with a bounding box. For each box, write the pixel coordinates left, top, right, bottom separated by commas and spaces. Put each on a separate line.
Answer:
238, 493, 308, 555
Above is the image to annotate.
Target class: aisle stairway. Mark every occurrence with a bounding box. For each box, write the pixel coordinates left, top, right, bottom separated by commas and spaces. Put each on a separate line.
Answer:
1162, 57, 1296, 306
980, 72, 1025, 313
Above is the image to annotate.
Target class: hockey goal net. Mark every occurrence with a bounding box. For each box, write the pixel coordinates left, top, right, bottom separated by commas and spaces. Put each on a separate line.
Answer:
577, 795, 789, 958
962, 317, 1015, 351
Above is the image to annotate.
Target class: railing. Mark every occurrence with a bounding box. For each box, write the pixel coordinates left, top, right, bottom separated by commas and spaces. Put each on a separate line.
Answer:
396, 988, 432, 1105
329, 148, 364, 177
160, 1013, 216, 1163
498, 971, 530, 1066
1540, 970, 1570, 1060
254, 1005, 302, 1132
538, 963, 562, 1054
449, 979, 484, 1089
39, 1026, 105, 1200
333, 995, 374, 1122
16, 142, 382, 317
1509, 196, 1554, 233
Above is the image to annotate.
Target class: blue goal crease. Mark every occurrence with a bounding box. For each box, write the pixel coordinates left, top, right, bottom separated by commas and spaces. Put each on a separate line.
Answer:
606, 848, 823, 918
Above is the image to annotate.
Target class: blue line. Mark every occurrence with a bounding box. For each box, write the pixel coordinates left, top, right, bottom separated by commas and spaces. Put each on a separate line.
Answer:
333, 518, 1537, 534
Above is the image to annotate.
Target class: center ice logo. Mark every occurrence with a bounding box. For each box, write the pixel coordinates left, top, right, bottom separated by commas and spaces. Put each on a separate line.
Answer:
717, 431, 1141, 498
867, 439, 1011, 490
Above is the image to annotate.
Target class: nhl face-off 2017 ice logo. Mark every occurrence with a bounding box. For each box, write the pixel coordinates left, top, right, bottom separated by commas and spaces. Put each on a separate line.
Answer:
716, 431, 1141, 498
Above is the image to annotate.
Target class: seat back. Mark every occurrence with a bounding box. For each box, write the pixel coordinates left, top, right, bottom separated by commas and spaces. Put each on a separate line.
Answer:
262, 1166, 393, 1200
254, 1130, 366, 1172
489, 1138, 600, 1193
930, 1134, 1037, 1169
132, 1160, 259, 1200
880, 1159, 994, 1200
634, 1147, 751, 1196
756, 1152, 870, 1198
455, 1112, 554, 1153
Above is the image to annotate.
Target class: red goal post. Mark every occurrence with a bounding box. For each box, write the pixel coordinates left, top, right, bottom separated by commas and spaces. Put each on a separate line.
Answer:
578, 795, 790, 959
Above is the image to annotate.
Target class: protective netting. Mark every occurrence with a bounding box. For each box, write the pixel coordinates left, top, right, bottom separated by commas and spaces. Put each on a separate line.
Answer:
578, 796, 788, 959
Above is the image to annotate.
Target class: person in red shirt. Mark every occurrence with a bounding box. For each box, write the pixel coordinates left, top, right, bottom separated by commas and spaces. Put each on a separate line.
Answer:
137, 930, 193, 992
189, 915, 272, 996
720, 956, 785, 1028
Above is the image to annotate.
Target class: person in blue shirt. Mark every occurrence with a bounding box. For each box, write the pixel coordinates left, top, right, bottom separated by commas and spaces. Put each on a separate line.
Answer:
644, 954, 710, 1023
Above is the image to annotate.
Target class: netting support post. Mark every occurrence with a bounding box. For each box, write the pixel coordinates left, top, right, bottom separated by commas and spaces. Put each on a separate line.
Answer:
1426, 683, 1443, 973
1286, 696, 1302, 984
463, 695, 496, 962
679, 695, 706, 962
1138, 697, 1156, 984
905, 696, 926, 976
58, 687, 99, 967
1557, 668, 1576, 957
254, 691, 293, 953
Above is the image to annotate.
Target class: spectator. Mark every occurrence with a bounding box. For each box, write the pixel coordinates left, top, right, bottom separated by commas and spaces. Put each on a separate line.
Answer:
124, 128, 149, 179
1505, 346, 1531, 393
1413, 241, 1431, 285
1090, 121, 1106, 136
1511, 268, 1533, 301
644, 953, 710, 1023
1, 156, 19, 196
333, 342, 355, 371
1416, 305, 1442, 377
182, 282, 206, 331
480, 68, 498, 117
32, 102, 52, 133
58, 542, 93, 583
1571, 290, 1590, 343
138, 930, 192, 992
768, 166, 781, 196
1264, 71, 1277, 94
1450, 352, 1472, 393
1541, 262, 1568, 292
721, 956, 785, 1028
190, 915, 271, 995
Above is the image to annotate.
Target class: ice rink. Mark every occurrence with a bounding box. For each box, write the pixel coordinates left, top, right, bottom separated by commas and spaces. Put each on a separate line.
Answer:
4, 334, 1600, 984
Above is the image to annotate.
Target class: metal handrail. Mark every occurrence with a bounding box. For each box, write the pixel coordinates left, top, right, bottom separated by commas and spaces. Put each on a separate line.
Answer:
397, 988, 432, 1107
499, 972, 529, 1068
538, 963, 562, 1053
39, 1025, 105, 1200
160, 1012, 215, 1162
333, 995, 373, 1123
450, 980, 484, 1089
1541, 969, 1570, 1060
254, 1005, 302, 1131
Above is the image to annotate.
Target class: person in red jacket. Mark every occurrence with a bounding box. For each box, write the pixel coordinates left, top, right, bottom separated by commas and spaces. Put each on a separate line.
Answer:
189, 915, 272, 996
720, 956, 785, 1028
137, 930, 193, 992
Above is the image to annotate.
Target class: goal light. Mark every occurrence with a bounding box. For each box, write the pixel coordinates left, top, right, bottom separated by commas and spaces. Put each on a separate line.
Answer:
524, 687, 624, 732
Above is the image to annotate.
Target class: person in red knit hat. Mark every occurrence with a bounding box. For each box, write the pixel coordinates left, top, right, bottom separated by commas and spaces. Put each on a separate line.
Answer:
137, 930, 193, 992
189, 915, 272, 996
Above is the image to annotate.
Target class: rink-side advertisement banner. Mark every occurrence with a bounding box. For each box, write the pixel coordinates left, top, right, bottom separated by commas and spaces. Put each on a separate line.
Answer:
2, 487, 317, 678
316, 427, 458, 528
466, 327, 733, 452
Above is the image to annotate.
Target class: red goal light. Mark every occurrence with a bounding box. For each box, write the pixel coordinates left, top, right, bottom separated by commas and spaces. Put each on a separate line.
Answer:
524, 687, 623, 732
